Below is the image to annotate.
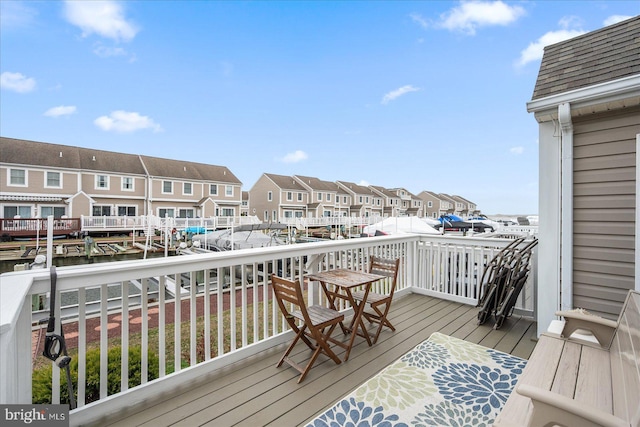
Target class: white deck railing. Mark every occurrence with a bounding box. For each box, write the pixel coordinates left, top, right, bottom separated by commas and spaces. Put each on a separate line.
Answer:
80, 215, 262, 234
0, 234, 535, 425
279, 216, 382, 229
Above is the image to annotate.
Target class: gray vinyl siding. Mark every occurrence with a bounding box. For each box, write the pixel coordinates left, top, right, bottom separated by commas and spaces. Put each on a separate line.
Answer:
572, 106, 640, 319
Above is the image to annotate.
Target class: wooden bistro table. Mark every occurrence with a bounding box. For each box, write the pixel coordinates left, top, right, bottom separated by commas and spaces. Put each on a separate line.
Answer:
305, 268, 385, 361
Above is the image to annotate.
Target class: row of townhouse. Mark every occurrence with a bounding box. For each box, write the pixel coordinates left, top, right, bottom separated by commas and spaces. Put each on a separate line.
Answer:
0, 137, 480, 223
0, 137, 243, 220
248, 173, 479, 222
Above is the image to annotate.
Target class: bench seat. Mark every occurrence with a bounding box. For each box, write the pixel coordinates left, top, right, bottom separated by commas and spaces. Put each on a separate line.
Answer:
494, 290, 640, 427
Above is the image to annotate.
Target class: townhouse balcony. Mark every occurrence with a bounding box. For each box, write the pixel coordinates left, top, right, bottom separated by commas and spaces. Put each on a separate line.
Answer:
0, 234, 537, 426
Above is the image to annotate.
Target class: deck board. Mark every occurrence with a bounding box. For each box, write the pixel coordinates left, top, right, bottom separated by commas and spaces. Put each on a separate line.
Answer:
104, 293, 537, 427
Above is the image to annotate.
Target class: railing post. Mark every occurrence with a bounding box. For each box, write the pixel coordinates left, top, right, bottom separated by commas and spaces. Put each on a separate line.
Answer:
0, 277, 33, 404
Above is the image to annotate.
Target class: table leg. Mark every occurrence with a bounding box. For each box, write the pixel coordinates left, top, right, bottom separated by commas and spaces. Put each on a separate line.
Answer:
320, 282, 349, 335
342, 284, 372, 361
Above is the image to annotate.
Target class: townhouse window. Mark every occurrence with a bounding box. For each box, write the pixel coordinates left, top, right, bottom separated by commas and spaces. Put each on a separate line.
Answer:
267, 191, 272, 201
117, 206, 136, 216
9, 169, 26, 186
221, 208, 234, 216
242, 200, 248, 207
41, 206, 66, 218
323, 210, 331, 217
272, 210, 277, 221
294, 211, 303, 218
318, 193, 323, 201
284, 210, 293, 218
428, 201, 433, 208
287, 191, 293, 201
93, 205, 111, 216
95, 175, 109, 189
122, 177, 134, 191
183, 182, 193, 195
264, 210, 269, 221
45, 171, 61, 188
225, 185, 233, 196
178, 208, 194, 218
326, 194, 331, 202
4, 206, 31, 218
297, 192, 303, 201
343, 196, 348, 204
210, 184, 218, 195
359, 196, 363, 203
365, 196, 369, 204
158, 208, 175, 218
162, 181, 173, 194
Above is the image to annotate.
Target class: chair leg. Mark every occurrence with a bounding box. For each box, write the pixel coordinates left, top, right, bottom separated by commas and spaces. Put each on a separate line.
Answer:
296, 324, 342, 383
280, 323, 342, 382
371, 303, 394, 344
277, 326, 306, 368
316, 324, 342, 365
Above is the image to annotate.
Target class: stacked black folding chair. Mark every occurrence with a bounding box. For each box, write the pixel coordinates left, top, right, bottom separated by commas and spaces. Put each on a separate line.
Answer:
492, 238, 538, 329
476, 237, 537, 329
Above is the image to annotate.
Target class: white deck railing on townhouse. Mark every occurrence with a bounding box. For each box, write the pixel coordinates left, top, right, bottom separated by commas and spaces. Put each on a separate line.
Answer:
80, 215, 262, 234
279, 215, 382, 229
0, 234, 535, 426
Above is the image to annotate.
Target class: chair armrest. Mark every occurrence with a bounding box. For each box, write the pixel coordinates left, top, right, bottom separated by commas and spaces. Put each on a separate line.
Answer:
517, 384, 629, 427
555, 309, 617, 348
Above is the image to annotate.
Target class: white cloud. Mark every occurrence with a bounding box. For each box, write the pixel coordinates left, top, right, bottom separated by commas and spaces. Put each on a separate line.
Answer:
0, 1, 37, 29
381, 85, 420, 105
94, 111, 162, 133
604, 15, 633, 27
358, 180, 371, 187
558, 15, 583, 30
510, 146, 524, 155
280, 150, 308, 163
44, 105, 77, 117
516, 28, 586, 67
410, 13, 429, 29
93, 44, 127, 58
0, 71, 36, 93
437, 1, 526, 35
64, 0, 138, 42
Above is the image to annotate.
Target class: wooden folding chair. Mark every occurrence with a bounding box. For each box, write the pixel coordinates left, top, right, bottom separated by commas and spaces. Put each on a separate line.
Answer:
352, 256, 400, 344
271, 274, 344, 383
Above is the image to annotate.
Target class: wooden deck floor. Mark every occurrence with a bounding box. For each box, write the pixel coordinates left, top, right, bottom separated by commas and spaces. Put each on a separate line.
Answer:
105, 293, 538, 427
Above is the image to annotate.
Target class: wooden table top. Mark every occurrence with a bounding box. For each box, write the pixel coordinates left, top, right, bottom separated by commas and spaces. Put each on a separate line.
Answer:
306, 268, 385, 288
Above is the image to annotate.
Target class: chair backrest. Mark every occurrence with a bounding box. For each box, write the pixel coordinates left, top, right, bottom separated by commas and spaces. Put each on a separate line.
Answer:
609, 290, 640, 423
271, 274, 310, 325
369, 256, 400, 295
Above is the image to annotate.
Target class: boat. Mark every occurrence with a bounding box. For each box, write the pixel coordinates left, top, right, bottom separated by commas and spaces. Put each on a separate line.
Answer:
362, 217, 439, 236
434, 214, 494, 233
466, 215, 501, 230
191, 223, 289, 251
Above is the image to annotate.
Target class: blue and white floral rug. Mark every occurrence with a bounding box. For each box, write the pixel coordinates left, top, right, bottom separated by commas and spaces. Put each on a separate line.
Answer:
307, 332, 527, 427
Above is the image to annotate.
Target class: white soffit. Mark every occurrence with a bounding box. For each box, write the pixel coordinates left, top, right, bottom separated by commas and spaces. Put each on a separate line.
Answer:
527, 74, 640, 123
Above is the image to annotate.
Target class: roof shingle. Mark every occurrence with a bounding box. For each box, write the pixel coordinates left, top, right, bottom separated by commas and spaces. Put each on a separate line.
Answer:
532, 16, 640, 100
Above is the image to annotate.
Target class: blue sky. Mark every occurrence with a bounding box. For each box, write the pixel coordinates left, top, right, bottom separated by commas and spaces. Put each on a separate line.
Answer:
1, 1, 637, 215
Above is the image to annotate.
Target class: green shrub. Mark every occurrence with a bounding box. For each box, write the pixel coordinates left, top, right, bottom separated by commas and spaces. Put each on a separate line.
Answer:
33, 345, 160, 405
